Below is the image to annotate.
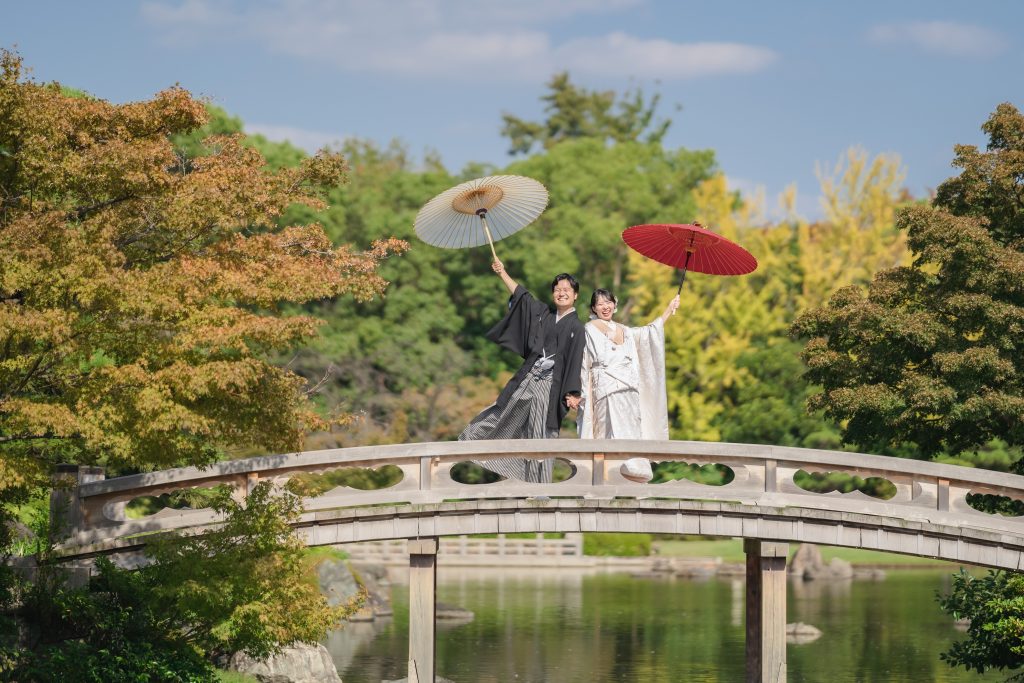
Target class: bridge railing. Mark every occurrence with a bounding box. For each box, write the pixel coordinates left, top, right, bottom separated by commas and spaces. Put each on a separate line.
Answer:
56, 440, 1024, 553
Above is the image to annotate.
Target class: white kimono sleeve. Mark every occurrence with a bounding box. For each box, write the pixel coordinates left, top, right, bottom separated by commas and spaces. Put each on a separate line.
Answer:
630, 318, 669, 440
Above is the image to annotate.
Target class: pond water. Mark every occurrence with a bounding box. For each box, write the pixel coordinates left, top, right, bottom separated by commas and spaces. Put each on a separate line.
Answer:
325, 567, 1005, 683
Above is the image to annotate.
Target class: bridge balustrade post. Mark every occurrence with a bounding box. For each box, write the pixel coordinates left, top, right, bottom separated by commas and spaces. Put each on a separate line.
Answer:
408, 537, 438, 683
592, 452, 605, 485
50, 464, 105, 541
745, 539, 789, 683
420, 456, 433, 490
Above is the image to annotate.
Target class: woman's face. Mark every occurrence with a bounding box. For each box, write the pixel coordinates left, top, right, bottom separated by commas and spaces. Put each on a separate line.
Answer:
592, 294, 615, 321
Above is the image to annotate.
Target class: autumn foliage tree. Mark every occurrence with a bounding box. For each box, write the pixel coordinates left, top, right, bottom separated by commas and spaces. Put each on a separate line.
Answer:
0, 48, 404, 677
0, 50, 405, 497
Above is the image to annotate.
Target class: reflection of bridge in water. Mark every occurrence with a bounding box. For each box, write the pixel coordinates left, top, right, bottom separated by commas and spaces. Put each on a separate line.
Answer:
52, 440, 1024, 683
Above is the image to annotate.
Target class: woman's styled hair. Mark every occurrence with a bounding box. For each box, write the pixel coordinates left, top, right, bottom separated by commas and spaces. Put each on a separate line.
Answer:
589, 288, 617, 313
550, 273, 580, 293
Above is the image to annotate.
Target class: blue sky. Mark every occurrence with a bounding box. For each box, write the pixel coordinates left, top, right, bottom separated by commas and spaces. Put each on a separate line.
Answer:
4, 0, 1021, 219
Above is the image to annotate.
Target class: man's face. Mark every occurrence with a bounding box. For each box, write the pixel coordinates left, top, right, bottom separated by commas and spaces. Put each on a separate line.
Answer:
552, 281, 578, 309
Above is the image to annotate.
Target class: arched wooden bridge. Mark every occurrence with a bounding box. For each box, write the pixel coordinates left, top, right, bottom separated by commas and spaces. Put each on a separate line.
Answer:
51, 440, 1024, 683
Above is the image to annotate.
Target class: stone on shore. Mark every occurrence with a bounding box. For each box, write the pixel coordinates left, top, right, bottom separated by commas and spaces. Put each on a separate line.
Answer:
786, 622, 822, 644
789, 544, 854, 580
228, 642, 342, 683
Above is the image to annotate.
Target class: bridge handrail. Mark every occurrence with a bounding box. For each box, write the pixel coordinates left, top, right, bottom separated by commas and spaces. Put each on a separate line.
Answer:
75, 439, 1024, 498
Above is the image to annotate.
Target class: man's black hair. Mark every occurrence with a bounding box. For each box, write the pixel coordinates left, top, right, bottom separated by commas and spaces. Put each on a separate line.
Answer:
550, 273, 579, 293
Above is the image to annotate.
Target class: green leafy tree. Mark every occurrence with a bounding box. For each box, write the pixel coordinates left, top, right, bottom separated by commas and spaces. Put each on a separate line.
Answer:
793, 103, 1024, 677
720, 340, 841, 449
501, 72, 673, 156
9, 559, 215, 682
141, 482, 346, 660
792, 103, 1024, 458
5, 483, 346, 680
938, 570, 1024, 679
283, 139, 484, 445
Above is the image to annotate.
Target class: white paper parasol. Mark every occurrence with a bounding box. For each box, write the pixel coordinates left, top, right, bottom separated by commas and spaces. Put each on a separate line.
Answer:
414, 175, 549, 260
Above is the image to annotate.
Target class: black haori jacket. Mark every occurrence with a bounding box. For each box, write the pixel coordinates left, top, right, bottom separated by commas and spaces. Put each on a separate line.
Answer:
486, 285, 586, 433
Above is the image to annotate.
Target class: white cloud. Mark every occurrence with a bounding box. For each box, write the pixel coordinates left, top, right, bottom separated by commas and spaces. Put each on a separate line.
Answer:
867, 20, 1006, 58
245, 123, 346, 152
141, 0, 777, 81
557, 33, 777, 79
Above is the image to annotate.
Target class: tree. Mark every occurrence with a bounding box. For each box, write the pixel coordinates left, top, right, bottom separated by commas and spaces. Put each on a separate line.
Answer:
720, 340, 841, 449
286, 85, 716, 445
938, 570, 1024, 679
281, 139, 485, 446
0, 49, 406, 490
792, 104, 1024, 458
622, 155, 907, 444
6, 483, 347, 680
0, 48, 400, 678
172, 102, 308, 170
140, 482, 347, 660
501, 72, 672, 156
793, 103, 1024, 677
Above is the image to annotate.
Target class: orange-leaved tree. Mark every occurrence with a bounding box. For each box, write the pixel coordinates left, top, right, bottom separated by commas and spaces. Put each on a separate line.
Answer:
0, 50, 406, 500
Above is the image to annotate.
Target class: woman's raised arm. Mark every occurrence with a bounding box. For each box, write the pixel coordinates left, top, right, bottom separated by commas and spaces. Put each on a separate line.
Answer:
660, 294, 681, 323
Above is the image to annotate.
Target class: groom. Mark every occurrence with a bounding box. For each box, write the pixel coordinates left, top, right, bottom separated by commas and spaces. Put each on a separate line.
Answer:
458, 260, 586, 482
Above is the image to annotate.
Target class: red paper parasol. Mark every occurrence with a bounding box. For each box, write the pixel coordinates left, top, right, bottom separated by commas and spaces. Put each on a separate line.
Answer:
622, 223, 757, 293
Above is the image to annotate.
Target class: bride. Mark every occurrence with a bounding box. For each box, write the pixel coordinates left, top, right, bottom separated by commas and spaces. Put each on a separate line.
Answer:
578, 288, 679, 481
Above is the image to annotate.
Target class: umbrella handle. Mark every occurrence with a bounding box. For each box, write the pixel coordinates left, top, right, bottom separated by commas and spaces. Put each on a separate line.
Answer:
478, 212, 498, 261
675, 248, 694, 294
675, 268, 688, 295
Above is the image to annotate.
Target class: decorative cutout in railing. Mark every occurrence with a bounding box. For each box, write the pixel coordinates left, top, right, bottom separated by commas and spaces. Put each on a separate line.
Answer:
125, 483, 232, 520
793, 469, 897, 500
651, 462, 735, 487
966, 492, 1024, 517
285, 465, 404, 497
448, 459, 576, 485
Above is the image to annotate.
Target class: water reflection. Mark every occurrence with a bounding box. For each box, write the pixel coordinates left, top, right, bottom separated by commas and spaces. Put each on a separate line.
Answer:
326, 568, 1001, 683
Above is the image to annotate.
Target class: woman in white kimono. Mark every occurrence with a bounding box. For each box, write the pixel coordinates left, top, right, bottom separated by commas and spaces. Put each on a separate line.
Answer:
578, 288, 679, 482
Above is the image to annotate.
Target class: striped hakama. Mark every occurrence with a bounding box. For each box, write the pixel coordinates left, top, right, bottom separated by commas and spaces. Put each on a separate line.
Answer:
459, 358, 556, 483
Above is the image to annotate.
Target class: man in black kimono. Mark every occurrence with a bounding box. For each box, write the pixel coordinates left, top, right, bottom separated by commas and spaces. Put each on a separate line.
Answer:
459, 260, 586, 482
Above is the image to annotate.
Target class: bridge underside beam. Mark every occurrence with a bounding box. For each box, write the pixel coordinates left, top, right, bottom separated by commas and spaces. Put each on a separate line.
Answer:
293, 500, 1024, 572
60, 500, 1024, 573
745, 540, 788, 683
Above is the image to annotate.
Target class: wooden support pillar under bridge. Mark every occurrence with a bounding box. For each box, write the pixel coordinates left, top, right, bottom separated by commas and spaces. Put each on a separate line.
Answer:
404, 536, 790, 683
407, 537, 437, 683
745, 539, 789, 683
